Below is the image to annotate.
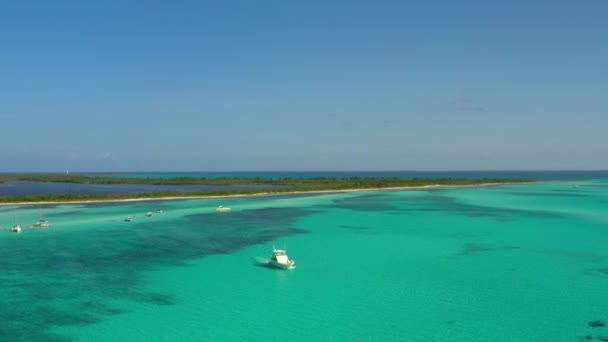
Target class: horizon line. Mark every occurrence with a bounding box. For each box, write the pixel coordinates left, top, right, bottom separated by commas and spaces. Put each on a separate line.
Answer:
2, 169, 608, 174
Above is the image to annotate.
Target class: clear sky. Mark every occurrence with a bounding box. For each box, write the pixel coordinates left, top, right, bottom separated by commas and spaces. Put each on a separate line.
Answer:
1, 1, 606, 172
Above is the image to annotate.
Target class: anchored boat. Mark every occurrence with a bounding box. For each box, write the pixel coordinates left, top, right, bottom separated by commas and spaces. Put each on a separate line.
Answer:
30, 220, 49, 228
267, 247, 296, 269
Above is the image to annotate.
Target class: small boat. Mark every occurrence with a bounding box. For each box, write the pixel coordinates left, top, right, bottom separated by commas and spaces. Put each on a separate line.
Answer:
145, 212, 153, 217
267, 247, 296, 269
125, 216, 133, 222
30, 219, 49, 228
158, 209, 163, 214
11, 225, 21, 233
216, 206, 231, 212
31, 206, 50, 228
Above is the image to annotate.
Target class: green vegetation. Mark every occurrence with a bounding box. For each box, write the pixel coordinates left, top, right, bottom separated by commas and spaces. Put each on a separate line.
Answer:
0, 174, 532, 203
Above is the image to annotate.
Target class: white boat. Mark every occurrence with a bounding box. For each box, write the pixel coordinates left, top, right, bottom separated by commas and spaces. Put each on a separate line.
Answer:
30, 206, 50, 228
30, 219, 49, 228
158, 209, 163, 213
216, 206, 231, 212
267, 247, 296, 269
125, 216, 133, 222
145, 212, 153, 217
10, 213, 21, 233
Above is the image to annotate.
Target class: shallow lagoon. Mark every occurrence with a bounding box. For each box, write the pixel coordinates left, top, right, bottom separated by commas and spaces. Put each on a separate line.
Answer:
1, 179, 607, 341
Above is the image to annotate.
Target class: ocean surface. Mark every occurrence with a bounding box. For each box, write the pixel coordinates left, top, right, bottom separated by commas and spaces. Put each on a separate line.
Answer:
1, 173, 607, 341
111, 170, 608, 180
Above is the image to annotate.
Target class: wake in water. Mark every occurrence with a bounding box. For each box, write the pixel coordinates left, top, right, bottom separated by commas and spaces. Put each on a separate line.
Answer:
254, 257, 271, 266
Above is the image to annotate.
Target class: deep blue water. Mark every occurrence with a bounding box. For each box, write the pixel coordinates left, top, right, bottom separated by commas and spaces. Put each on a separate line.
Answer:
0, 181, 281, 196
111, 170, 608, 180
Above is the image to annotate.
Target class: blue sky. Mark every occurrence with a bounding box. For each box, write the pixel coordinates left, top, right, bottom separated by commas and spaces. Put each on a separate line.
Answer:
1, 1, 606, 171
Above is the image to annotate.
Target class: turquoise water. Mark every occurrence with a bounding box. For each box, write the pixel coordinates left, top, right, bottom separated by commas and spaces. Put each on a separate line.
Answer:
1, 180, 607, 341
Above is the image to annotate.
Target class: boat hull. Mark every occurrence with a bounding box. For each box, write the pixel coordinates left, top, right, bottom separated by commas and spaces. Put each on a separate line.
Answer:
31, 220, 49, 228
255, 258, 296, 269
268, 260, 296, 269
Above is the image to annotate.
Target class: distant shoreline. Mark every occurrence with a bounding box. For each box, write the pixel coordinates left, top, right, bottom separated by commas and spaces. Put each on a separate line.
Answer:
0, 182, 521, 206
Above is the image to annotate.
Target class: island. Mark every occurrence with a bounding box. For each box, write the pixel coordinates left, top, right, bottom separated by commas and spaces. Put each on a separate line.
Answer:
0, 174, 533, 204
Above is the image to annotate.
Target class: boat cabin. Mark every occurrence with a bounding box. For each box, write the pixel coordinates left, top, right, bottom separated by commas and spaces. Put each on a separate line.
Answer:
271, 249, 289, 263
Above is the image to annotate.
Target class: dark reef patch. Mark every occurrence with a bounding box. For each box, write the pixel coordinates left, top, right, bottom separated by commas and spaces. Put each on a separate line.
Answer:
79, 301, 126, 316
583, 267, 608, 279
589, 321, 606, 328
417, 187, 451, 194
325, 193, 399, 212
442, 232, 482, 239
460, 243, 520, 256
340, 225, 369, 230
392, 193, 563, 220
507, 191, 589, 198
0, 206, 315, 340
585, 184, 608, 188
536, 250, 605, 262
338, 224, 382, 235
133, 292, 175, 306
46, 210, 86, 218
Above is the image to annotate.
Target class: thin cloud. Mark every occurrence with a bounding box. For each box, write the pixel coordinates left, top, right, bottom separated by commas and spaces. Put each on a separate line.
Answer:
453, 98, 487, 113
